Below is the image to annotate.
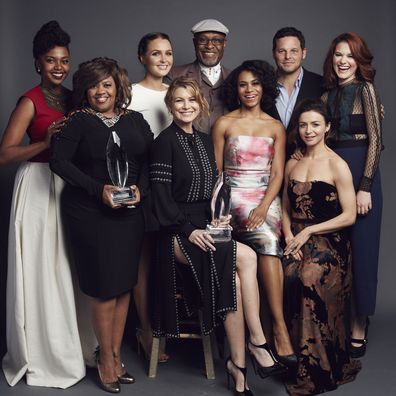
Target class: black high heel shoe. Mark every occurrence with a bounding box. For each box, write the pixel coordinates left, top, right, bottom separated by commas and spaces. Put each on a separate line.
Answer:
225, 357, 254, 396
350, 317, 370, 358
274, 352, 298, 368
273, 332, 298, 368
247, 341, 287, 379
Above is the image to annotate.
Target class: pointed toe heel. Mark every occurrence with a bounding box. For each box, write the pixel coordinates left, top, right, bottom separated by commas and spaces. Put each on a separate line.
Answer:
247, 341, 288, 379
225, 356, 254, 396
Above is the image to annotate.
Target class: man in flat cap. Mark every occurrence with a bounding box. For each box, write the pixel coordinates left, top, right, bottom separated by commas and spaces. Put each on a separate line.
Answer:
168, 19, 231, 134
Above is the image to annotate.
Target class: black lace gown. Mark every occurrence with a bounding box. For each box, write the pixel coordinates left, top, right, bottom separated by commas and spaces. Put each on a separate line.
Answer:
149, 122, 237, 337
284, 180, 361, 396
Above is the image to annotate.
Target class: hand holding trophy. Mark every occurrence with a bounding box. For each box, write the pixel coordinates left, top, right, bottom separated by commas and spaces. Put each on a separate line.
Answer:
206, 172, 232, 243
106, 131, 136, 205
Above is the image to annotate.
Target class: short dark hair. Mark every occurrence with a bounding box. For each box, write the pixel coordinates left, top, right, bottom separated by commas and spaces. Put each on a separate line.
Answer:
272, 27, 305, 51
137, 32, 172, 58
33, 20, 70, 59
222, 60, 279, 113
288, 99, 333, 149
72, 57, 131, 111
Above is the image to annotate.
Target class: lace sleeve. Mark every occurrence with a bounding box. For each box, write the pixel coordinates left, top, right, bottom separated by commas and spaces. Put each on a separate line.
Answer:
359, 82, 382, 192
320, 91, 329, 105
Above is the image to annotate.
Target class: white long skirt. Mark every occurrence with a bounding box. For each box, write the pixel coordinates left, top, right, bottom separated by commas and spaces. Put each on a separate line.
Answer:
2, 162, 87, 388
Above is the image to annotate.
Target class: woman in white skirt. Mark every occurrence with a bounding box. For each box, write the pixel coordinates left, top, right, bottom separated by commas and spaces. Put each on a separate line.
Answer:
0, 21, 86, 388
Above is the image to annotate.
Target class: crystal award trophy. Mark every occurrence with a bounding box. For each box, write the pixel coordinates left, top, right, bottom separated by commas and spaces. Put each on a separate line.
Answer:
106, 131, 136, 204
206, 172, 232, 243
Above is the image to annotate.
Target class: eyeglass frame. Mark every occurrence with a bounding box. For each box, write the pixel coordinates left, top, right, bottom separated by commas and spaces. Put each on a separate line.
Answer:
194, 36, 227, 46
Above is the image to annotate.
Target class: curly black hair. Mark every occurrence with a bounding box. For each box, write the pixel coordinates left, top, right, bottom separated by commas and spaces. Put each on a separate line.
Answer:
33, 20, 70, 59
222, 60, 279, 113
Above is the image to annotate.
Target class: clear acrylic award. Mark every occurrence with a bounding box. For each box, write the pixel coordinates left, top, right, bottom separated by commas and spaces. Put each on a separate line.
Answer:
206, 172, 232, 243
106, 131, 136, 204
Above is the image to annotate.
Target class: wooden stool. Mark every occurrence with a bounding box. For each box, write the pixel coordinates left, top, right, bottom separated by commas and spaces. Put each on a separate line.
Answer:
148, 309, 217, 379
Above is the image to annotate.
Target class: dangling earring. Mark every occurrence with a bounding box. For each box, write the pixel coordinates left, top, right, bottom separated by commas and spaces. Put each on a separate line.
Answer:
37, 67, 41, 73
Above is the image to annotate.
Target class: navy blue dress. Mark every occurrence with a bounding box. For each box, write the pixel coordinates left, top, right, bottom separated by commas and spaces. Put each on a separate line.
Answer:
324, 80, 383, 316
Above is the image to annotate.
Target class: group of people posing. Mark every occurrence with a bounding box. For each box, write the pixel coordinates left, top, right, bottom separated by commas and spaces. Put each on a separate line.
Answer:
0, 17, 382, 396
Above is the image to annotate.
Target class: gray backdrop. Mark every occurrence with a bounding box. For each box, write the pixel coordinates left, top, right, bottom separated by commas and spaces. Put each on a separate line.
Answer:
0, 0, 395, 358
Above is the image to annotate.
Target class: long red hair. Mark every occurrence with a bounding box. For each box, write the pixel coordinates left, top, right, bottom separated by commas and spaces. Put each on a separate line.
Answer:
323, 32, 375, 90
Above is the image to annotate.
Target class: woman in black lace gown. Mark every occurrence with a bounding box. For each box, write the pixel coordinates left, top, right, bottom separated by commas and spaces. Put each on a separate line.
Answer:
322, 32, 383, 357
282, 99, 361, 395
150, 77, 286, 395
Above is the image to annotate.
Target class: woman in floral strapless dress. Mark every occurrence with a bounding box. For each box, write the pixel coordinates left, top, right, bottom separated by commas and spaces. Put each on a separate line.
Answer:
213, 60, 296, 366
282, 99, 361, 395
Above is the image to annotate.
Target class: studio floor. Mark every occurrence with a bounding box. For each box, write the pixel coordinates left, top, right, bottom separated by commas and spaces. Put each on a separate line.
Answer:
1, 310, 395, 396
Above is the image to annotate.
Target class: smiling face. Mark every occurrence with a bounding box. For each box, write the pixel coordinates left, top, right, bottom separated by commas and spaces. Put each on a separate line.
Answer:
237, 70, 263, 109
298, 110, 330, 147
139, 38, 173, 78
273, 36, 306, 75
36, 45, 70, 88
194, 32, 227, 67
332, 41, 357, 84
86, 76, 117, 117
170, 87, 200, 129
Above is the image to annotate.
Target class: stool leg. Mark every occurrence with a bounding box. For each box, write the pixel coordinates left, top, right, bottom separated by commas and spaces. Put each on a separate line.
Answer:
148, 336, 160, 378
198, 311, 215, 379
210, 332, 220, 360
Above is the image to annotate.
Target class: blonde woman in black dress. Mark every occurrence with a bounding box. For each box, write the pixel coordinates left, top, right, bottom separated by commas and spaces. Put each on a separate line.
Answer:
151, 77, 286, 396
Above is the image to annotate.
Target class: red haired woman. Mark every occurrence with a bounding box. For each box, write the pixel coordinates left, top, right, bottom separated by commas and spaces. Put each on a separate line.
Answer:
322, 32, 383, 358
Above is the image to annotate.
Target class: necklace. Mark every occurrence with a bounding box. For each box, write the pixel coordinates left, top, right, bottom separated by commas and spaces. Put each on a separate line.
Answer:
95, 111, 121, 128
41, 85, 69, 113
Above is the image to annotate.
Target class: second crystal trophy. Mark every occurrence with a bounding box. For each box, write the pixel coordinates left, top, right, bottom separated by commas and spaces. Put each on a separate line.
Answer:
206, 172, 232, 243
106, 131, 136, 205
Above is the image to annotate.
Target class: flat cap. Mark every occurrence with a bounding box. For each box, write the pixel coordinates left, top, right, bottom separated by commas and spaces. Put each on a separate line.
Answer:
191, 19, 229, 35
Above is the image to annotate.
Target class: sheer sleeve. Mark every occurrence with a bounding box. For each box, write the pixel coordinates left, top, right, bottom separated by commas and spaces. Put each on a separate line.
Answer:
149, 135, 196, 238
359, 82, 382, 191
50, 113, 104, 201
320, 91, 329, 105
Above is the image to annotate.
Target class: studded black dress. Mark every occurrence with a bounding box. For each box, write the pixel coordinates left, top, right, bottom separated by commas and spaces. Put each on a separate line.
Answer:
150, 122, 237, 337
284, 180, 361, 396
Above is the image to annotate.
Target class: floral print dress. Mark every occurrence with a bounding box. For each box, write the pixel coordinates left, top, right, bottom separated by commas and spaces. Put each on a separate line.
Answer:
284, 180, 361, 396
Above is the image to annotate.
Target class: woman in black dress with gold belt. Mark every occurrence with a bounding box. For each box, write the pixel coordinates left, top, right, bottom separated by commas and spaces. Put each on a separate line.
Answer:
50, 57, 153, 393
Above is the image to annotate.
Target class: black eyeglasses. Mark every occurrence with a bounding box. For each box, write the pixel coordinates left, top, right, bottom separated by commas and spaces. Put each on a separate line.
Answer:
196, 37, 226, 46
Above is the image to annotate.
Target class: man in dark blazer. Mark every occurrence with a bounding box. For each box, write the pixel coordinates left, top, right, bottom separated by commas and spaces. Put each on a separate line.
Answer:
270, 27, 323, 155
168, 19, 231, 134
